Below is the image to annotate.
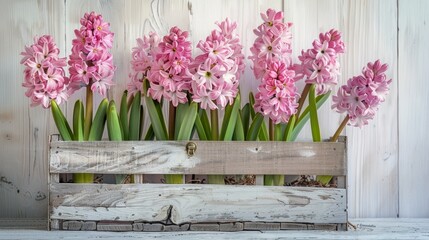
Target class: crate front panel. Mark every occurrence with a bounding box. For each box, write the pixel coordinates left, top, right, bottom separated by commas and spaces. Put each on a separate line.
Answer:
49, 183, 347, 224
49, 141, 347, 175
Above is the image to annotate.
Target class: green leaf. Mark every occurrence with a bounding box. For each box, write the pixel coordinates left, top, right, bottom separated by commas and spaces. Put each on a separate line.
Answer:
283, 115, 296, 142
129, 91, 142, 140
249, 92, 256, 118
291, 92, 330, 141
107, 100, 123, 141
246, 113, 264, 141
309, 84, 321, 142
174, 103, 189, 139
199, 109, 211, 140
176, 102, 198, 140
51, 100, 73, 141
144, 125, 155, 140
274, 123, 283, 141
264, 175, 273, 186
249, 92, 268, 141
139, 105, 144, 140
88, 98, 108, 141
145, 97, 168, 140
220, 93, 241, 141
119, 90, 129, 140
195, 112, 208, 140
316, 175, 333, 186
233, 110, 245, 141
241, 103, 250, 139
72, 100, 84, 141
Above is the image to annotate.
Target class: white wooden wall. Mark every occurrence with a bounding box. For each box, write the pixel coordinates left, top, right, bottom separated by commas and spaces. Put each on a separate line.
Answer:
0, 0, 427, 219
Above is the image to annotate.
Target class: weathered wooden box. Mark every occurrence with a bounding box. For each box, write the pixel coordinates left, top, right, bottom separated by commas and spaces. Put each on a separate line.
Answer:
48, 135, 347, 231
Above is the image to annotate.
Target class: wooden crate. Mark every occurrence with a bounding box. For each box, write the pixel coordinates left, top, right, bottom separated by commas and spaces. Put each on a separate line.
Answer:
48, 135, 347, 232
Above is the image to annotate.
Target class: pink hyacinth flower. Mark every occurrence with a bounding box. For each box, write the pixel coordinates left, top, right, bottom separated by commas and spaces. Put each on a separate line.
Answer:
145, 27, 193, 107
254, 60, 299, 124
294, 29, 345, 95
68, 12, 116, 96
250, 9, 298, 124
20, 35, 69, 108
332, 60, 392, 128
128, 32, 160, 95
189, 18, 244, 110
250, 8, 293, 80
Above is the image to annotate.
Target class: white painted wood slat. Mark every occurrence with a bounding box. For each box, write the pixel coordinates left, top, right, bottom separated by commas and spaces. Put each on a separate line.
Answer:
0, 0, 65, 218
50, 183, 347, 224
49, 140, 346, 175
285, 0, 399, 218
398, 0, 429, 217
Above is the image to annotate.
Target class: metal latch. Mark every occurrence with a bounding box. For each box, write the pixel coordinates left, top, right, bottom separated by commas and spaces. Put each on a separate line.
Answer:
186, 142, 197, 157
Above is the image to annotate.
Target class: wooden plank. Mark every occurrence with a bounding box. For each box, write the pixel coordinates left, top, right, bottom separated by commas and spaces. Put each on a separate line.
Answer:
398, 0, 429, 218
3, 218, 429, 239
0, 0, 65, 219
284, 0, 399, 218
338, 0, 398, 218
49, 141, 346, 175
50, 183, 346, 224
0, 219, 47, 230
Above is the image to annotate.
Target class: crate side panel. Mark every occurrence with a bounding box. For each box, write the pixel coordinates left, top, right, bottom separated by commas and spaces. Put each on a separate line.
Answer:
50, 183, 346, 224
50, 141, 346, 175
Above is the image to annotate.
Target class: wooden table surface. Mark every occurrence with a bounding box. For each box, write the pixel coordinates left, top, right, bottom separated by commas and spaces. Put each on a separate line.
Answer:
0, 218, 428, 239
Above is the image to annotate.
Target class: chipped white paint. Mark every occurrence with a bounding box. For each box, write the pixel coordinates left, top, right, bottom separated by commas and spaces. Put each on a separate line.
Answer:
2, 218, 429, 238
49, 140, 347, 175
50, 183, 347, 224
299, 150, 316, 158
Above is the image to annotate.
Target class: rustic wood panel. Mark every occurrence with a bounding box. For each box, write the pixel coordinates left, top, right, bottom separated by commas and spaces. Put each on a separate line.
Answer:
3, 218, 429, 238
1, 0, 424, 219
0, 0, 65, 218
339, 0, 398, 218
398, 0, 429, 217
50, 183, 347, 224
49, 141, 346, 175
285, 0, 399, 218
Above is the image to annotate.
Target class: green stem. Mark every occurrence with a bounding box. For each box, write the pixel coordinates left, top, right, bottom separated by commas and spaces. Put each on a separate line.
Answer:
84, 85, 93, 141
309, 84, 321, 142
165, 102, 182, 184
266, 119, 284, 186
331, 115, 349, 142
209, 109, 223, 184
165, 175, 183, 184
75, 85, 94, 183
210, 109, 219, 141
168, 102, 176, 140
295, 84, 311, 121
73, 173, 93, 183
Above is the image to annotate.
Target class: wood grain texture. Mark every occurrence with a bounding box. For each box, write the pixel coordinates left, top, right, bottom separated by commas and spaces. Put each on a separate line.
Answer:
2, 219, 429, 239
398, 0, 429, 217
50, 183, 347, 224
339, 0, 398, 218
285, 0, 399, 218
0, 0, 423, 219
0, 0, 65, 218
49, 141, 346, 175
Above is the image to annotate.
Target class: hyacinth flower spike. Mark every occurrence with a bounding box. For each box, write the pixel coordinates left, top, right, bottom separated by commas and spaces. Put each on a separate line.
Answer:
68, 12, 116, 183
188, 18, 245, 184
292, 29, 345, 142
138, 27, 197, 184
21, 35, 72, 140
249, 9, 298, 186
331, 60, 392, 141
